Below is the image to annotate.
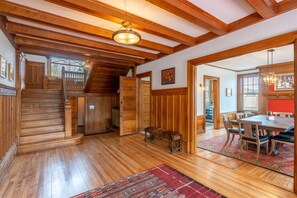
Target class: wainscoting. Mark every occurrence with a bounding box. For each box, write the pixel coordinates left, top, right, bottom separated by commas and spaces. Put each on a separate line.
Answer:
0, 89, 17, 182
151, 88, 188, 148
196, 115, 205, 133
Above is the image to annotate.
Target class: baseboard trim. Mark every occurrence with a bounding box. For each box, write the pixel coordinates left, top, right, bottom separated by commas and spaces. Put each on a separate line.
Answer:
0, 143, 17, 183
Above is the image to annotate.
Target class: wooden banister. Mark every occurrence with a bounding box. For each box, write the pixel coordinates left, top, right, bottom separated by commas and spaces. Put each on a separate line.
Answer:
62, 67, 88, 138
62, 67, 72, 138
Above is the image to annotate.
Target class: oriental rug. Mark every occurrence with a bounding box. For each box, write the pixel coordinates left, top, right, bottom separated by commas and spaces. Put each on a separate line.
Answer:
72, 164, 225, 198
198, 134, 294, 176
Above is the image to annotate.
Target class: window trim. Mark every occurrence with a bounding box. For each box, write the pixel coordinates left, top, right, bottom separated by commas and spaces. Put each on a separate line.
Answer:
237, 72, 260, 112
50, 57, 85, 77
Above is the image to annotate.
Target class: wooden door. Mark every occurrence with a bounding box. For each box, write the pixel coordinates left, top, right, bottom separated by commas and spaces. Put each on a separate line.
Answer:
120, 76, 138, 136
25, 61, 44, 89
139, 80, 150, 132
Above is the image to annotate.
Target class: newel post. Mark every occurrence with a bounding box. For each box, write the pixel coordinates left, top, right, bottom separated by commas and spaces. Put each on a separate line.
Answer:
64, 100, 72, 138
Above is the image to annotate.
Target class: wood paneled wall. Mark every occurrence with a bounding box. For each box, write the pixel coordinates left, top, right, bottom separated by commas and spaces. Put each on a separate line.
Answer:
85, 94, 118, 134
0, 90, 17, 182
151, 88, 188, 145
196, 115, 205, 133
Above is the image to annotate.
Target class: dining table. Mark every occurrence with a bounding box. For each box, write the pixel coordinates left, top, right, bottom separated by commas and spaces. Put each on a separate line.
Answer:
231, 115, 294, 155
238, 114, 294, 132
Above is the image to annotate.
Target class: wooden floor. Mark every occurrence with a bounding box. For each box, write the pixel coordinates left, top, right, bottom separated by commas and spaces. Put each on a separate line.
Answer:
0, 132, 296, 198
197, 128, 294, 192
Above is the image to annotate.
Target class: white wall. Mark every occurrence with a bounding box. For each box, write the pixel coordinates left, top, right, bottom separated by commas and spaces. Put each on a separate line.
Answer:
26, 54, 48, 75
137, 9, 297, 90
196, 65, 237, 115
0, 29, 15, 88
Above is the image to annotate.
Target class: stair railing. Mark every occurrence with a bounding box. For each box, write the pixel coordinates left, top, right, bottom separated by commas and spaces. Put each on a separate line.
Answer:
62, 67, 72, 138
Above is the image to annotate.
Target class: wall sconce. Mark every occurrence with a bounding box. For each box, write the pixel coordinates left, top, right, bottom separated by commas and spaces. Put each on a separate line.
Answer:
199, 84, 205, 90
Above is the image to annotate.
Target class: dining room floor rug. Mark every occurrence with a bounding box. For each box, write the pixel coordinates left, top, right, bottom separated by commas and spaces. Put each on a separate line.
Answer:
198, 134, 294, 176
71, 164, 225, 198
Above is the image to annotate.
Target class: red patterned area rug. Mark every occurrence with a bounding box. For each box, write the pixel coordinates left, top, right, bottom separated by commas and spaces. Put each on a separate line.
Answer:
198, 134, 294, 176
72, 164, 225, 198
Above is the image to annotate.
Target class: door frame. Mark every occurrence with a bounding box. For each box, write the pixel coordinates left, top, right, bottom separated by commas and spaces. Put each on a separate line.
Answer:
136, 71, 152, 130
187, 31, 297, 193
203, 75, 220, 131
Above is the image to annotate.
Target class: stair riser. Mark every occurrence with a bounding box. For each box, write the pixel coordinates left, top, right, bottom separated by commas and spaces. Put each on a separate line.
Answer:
21, 113, 64, 121
21, 119, 64, 128
22, 103, 64, 109
19, 132, 65, 145
17, 134, 83, 154
22, 90, 62, 94
22, 107, 64, 115
22, 99, 63, 103
21, 125, 65, 136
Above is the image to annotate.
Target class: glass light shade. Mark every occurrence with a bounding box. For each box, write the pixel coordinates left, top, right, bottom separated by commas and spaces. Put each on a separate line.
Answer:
262, 73, 276, 85
85, 61, 92, 71
112, 29, 141, 45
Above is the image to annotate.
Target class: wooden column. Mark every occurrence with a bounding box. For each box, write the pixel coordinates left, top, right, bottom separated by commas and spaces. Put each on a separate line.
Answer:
294, 39, 297, 194
46, 56, 51, 76
64, 101, 72, 137
15, 50, 25, 145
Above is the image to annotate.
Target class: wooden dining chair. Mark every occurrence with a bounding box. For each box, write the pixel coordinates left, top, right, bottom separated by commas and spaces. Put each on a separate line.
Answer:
273, 112, 293, 117
223, 115, 243, 146
269, 126, 295, 155
238, 120, 269, 160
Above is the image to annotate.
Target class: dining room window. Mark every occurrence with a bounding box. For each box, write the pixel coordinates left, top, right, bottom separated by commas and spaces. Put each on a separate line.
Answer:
238, 73, 259, 111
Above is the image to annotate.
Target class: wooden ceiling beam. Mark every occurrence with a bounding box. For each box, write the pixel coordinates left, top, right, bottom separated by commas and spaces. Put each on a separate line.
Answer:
20, 46, 136, 67
6, 22, 158, 60
276, 0, 297, 13
0, 1, 173, 54
15, 36, 145, 64
245, 0, 276, 18
145, 0, 227, 35
45, 0, 196, 46
0, 16, 17, 48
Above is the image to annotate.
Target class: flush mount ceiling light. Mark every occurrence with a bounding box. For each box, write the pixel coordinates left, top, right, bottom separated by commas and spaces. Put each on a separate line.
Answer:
112, 21, 141, 45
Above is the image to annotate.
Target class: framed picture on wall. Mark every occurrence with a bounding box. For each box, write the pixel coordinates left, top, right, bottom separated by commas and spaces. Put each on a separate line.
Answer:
161, 67, 175, 85
8, 63, 14, 82
226, 88, 232, 96
275, 73, 294, 90
0, 55, 7, 79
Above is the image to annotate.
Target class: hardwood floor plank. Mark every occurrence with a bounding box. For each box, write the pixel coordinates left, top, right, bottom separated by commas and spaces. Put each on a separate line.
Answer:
0, 132, 295, 197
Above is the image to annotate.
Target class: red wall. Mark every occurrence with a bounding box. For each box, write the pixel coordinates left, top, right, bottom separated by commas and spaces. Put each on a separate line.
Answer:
267, 85, 294, 114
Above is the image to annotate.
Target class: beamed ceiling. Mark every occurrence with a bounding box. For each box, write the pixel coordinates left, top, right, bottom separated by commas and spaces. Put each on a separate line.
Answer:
1, 0, 297, 69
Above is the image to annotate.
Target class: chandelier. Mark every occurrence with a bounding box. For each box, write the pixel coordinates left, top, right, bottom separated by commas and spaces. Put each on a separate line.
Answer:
262, 49, 276, 85
112, 21, 141, 45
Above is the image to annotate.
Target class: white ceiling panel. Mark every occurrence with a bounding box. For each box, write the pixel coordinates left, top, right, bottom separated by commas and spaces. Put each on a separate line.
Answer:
96, 0, 209, 37
210, 44, 294, 71
189, 0, 256, 24
8, 0, 180, 46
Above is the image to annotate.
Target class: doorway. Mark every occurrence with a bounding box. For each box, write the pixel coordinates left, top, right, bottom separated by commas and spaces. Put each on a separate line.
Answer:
137, 72, 151, 132
203, 75, 220, 131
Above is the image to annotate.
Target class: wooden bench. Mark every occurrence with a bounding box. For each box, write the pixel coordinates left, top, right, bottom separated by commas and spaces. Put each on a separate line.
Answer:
144, 127, 182, 154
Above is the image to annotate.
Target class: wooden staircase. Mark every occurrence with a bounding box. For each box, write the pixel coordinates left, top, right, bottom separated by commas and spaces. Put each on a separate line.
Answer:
18, 89, 83, 153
